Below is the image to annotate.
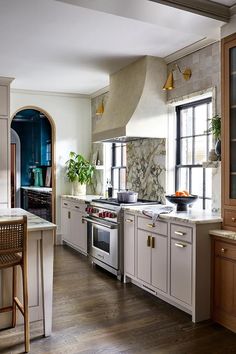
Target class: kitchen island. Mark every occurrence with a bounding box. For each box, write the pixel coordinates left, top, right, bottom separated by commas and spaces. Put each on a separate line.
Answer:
0, 208, 56, 336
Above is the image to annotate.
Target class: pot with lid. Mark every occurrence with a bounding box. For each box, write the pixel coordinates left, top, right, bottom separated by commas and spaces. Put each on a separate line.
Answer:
117, 190, 138, 203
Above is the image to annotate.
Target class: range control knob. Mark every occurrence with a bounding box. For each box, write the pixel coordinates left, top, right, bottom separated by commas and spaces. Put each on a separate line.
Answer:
98, 212, 103, 217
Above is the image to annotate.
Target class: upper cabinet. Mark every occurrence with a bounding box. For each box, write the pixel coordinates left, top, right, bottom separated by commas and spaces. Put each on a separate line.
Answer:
0, 77, 14, 207
222, 34, 236, 230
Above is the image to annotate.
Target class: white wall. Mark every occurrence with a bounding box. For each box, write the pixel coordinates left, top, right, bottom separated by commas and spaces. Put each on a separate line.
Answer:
10, 90, 91, 234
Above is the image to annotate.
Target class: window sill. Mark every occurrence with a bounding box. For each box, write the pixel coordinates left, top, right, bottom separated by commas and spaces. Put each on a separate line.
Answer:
202, 161, 221, 168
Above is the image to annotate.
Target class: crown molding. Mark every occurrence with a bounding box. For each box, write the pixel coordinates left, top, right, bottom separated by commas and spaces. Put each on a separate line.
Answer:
230, 4, 236, 16
164, 38, 218, 64
0, 76, 15, 84
10, 88, 90, 99
149, 0, 230, 22
91, 86, 109, 99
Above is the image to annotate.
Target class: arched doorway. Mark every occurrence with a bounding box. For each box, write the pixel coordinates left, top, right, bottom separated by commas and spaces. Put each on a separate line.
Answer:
11, 107, 56, 223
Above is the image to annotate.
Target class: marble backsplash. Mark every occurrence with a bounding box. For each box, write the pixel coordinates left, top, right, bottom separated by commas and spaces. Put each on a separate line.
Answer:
126, 138, 166, 203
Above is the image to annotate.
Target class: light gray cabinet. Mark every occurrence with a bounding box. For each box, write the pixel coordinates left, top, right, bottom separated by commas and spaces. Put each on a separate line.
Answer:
123, 210, 221, 322
61, 198, 87, 255
124, 214, 135, 277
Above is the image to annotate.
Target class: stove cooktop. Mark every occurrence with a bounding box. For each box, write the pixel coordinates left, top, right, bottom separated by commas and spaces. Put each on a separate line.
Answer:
92, 198, 161, 206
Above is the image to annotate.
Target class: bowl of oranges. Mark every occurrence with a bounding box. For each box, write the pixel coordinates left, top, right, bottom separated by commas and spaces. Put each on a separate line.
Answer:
165, 191, 198, 212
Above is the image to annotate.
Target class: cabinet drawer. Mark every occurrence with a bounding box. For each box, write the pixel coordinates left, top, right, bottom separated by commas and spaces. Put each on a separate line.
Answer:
171, 224, 192, 243
215, 240, 236, 261
137, 216, 167, 236
224, 209, 236, 228
61, 200, 72, 208
71, 202, 86, 213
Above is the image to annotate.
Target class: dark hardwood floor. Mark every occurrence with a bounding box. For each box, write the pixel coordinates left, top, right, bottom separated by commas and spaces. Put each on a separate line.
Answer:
1, 245, 236, 354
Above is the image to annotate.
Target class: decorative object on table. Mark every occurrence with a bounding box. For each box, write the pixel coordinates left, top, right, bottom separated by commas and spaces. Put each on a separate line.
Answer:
165, 192, 198, 212
45, 167, 52, 187
207, 114, 221, 160
66, 152, 95, 196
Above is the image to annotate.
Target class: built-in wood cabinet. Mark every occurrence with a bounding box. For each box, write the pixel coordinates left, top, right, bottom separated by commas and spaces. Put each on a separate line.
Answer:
61, 198, 87, 254
222, 33, 236, 230
0, 77, 13, 208
212, 236, 236, 332
124, 210, 221, 322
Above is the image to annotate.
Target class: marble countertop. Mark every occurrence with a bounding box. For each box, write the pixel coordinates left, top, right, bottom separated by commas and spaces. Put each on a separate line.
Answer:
123, 205, 222, 224
21, 186, 52, 193
209, 229, 236, 241
61, 194, 102, 203
0, 208, 56, 232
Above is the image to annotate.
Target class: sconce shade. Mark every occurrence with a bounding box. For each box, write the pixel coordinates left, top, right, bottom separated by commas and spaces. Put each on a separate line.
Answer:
163, 71, 174, 90
96, 101, 104, 115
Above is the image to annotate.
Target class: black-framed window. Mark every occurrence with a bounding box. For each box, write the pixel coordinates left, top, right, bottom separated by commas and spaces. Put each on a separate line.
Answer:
111, 143, 126, 194
175, 98, 212, 210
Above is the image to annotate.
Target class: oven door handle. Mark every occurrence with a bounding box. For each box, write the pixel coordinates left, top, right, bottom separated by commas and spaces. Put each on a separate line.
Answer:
82, 216, 118, 229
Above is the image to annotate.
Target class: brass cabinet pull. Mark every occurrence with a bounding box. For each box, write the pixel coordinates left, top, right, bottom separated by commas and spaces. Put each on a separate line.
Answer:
221, 248, 226, 253
75, 206, 80, 209
232, 217, 236, 222
174, 231, 185, 236
64, 202, 68, 206
147, 235, 151, 247
175, 242, 186, 248
125, 219, 133, 223
151, 236, 155, 249
68, 211, 71, 219
147, 223, 155, 228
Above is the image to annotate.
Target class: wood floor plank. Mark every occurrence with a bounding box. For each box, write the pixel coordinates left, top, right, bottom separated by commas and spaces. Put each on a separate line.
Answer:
1, 245, 236, 353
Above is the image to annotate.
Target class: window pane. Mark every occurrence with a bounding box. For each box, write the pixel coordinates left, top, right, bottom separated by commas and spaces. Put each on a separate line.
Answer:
122, 145, 127, 167
181, 138, 192, 164
191, 197, 203, 210
180, 108, 193, 137
194, 136, 207, 164
205, 199, 212, 211
115, 145, 121, 166
194, 104, 207, 136
178, 168, 189, 191
112, 169, 119, 190
120, 168, 126, 190
191, 168, 203, 197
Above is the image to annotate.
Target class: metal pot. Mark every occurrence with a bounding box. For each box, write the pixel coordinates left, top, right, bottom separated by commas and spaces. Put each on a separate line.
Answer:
117, 191, 138, 203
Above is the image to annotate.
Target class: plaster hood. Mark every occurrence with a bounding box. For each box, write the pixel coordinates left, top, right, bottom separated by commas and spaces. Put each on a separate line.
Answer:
92, 56, 168, 143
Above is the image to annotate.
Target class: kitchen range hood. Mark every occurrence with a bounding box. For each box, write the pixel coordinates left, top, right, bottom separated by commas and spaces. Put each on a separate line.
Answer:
92, 56, 168, 143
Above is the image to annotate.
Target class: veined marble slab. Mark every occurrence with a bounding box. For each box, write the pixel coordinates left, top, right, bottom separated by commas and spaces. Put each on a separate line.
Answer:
61, 194, 102, 203
123, 205, 222, 224
0, 208, 56, 231
209, 229, 236, 241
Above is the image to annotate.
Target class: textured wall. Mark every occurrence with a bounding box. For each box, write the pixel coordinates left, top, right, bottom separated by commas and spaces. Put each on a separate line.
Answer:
126, 138, 166, 202
167, 42, 221, 114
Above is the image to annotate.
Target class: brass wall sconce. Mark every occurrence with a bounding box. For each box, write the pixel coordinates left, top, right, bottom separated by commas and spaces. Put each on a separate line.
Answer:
95, 100, 104, 115
163, 64, 192, 91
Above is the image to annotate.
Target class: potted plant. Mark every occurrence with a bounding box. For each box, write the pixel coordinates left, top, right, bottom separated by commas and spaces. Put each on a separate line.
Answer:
208, 114, 221, 160
66, 152, 95, 195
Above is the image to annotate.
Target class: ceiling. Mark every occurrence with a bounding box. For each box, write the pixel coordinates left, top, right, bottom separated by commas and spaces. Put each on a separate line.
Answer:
0, 0, 227, 95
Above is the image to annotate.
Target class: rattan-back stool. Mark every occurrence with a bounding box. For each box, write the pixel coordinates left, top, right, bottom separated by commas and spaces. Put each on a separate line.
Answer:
0, 215, 30, 353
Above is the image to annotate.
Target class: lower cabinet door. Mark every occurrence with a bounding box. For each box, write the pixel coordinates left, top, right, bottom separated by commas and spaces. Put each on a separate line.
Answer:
137, 229, 151, 284
124, 214, 135, 276
61, 207, 71, 242
170, 239, 192, 305
79, 212, 87, 252
151, 235, 168, 292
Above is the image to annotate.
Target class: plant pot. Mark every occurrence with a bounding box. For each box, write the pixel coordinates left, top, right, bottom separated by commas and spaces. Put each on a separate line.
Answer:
72, 182, 86, 196
215, 139, 221, 160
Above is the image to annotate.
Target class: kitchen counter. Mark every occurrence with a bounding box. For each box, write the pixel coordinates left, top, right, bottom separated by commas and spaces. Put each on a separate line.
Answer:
61, 194, 102, 203
209, 229, 236, 241
122, 205, 222, 224
21, 186, 52, 193
0, 208, 56, 336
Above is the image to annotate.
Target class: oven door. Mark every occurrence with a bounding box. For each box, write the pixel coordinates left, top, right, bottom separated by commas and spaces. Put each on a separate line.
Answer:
84, 217, 118, 270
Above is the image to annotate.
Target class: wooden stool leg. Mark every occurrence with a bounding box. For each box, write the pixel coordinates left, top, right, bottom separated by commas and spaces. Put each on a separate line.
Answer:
12, 265, 17, 327
22, 264, 30, 353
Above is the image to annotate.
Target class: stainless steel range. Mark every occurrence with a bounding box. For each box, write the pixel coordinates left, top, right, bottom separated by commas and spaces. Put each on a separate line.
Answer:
83, 198, 160, 280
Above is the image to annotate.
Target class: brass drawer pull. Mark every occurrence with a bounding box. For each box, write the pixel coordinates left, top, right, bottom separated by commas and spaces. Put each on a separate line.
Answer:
147, 223, 155, 228
151, 236, 155, 249
175, 242, 186, 248
75, 206, 80, 209
68, 211, 71, 219
232, 217, 236, 222
64, 203, 68, 206
221, 248, 227, 253
174, 231, 185, 236
125, 219, 133, 223
147, 235, 151, 247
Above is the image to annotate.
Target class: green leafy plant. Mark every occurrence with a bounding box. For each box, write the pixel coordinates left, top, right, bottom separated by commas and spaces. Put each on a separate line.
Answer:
66, 152, 95, 184
208, 114, 221, 140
